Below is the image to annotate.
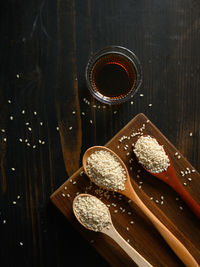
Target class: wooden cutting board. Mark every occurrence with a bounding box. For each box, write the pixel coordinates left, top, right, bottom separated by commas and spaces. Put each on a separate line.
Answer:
50, 113, 200, 267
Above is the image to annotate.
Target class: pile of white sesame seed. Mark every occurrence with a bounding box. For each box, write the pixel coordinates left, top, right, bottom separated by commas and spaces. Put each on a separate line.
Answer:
86, 150, 126, 191
133, 135, 170, 173
74, 195, 111, 232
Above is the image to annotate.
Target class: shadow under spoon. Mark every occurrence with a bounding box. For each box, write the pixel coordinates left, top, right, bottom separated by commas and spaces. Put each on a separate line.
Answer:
82, 146, 198, 267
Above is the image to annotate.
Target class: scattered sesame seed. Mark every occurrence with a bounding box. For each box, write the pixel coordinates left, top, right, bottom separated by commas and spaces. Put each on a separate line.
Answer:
13, 201, 16, 205
61, 193, 65, 197
19, 242, 23, 246
10, 116, 14, 120
11, 167, 15, 171
40, 122, 43, 126
160, 196, 164, 200
131, 101, 134, 105
72, 111, 76, 115
1, 129, 5, 133
148, 103, 152, 107
90, 120, 93, 124
64, 186, 67, 190
177, 155, 181, 160
90, 240, 94, 244
176, 197, 179, 201
82, 112, 85, 116
56, 126, 59, 131
16, 74, 20, 78
127, 239, 130, 243
66, 194, 70, 198
113, 111, 117, 114
130, 221, 134, 224
139, 94, 144, 97
183, 182, 187, 186
17, 195, 20, 199
22, 110, 25, 114
126, 227, 129, 231
161, 201, 164, 205
114, 210, 118, 213
33, 111, 37, 115
28, 127, 32, 131
188, 178, 192, 182
189, 132, 193, 137
69, 126, 73, 130
180, 171, 185, 176
25, 122, 29, 125
8, 100, 11, 103
33, 145, 36, 148
150, 197, 154, 200
179, 206, 183, 210
146, 120, 150, 123
174, 152, 178, 156
3, 220, 6, 224
3, 138, 7, 142
191, 169, 195, 173
155, 200, 159, 204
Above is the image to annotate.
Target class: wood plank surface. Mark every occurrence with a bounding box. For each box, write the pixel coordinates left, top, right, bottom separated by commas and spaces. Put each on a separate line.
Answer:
51, 113, 200, 267
1, 1, 200, 266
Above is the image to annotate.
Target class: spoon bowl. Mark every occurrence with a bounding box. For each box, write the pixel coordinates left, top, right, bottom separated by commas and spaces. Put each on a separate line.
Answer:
133, 135, 200, 220
83, 146, 133, 194
73, 193, 152, 267
72, 193, 111, 231
82, 146, 198, 267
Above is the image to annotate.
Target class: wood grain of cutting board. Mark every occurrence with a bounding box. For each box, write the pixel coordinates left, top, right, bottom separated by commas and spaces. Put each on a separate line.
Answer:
50, 113, 200, 267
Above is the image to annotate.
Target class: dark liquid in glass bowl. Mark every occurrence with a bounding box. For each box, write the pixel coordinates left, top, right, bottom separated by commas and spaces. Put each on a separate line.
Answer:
91, 54, 137, 99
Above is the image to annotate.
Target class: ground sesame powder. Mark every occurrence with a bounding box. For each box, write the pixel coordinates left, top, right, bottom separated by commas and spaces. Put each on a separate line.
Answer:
74, 195, 111, 232
133, 135, 170, 173
86, 150, 126, 191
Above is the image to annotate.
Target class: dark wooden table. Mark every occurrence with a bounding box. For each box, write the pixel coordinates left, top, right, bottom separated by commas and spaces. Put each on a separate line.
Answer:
1, 1, 200, 266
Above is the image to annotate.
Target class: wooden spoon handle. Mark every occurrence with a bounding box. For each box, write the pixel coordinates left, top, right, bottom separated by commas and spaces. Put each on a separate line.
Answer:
102, 224, 153, 267
127, 189, 199, 267
171, 181, 200, 219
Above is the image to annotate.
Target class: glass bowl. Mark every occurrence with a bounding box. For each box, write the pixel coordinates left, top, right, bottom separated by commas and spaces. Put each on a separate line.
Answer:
85, 46, 142, 105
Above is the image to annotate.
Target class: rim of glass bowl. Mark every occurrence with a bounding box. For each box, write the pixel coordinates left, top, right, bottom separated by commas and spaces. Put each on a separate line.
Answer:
85, 46, 142, 105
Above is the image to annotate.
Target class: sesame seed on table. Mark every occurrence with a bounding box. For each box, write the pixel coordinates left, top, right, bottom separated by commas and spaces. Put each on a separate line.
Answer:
1, 1, 200, 267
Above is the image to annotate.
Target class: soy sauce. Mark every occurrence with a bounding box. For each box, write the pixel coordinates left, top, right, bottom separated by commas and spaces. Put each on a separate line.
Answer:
91, 54, 137, 99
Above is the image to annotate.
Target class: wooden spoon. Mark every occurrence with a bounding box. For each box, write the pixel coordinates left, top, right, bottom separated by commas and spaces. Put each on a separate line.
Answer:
133, 135, 200, 220
83, 146, 198, 267
73, 193, 152, 267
